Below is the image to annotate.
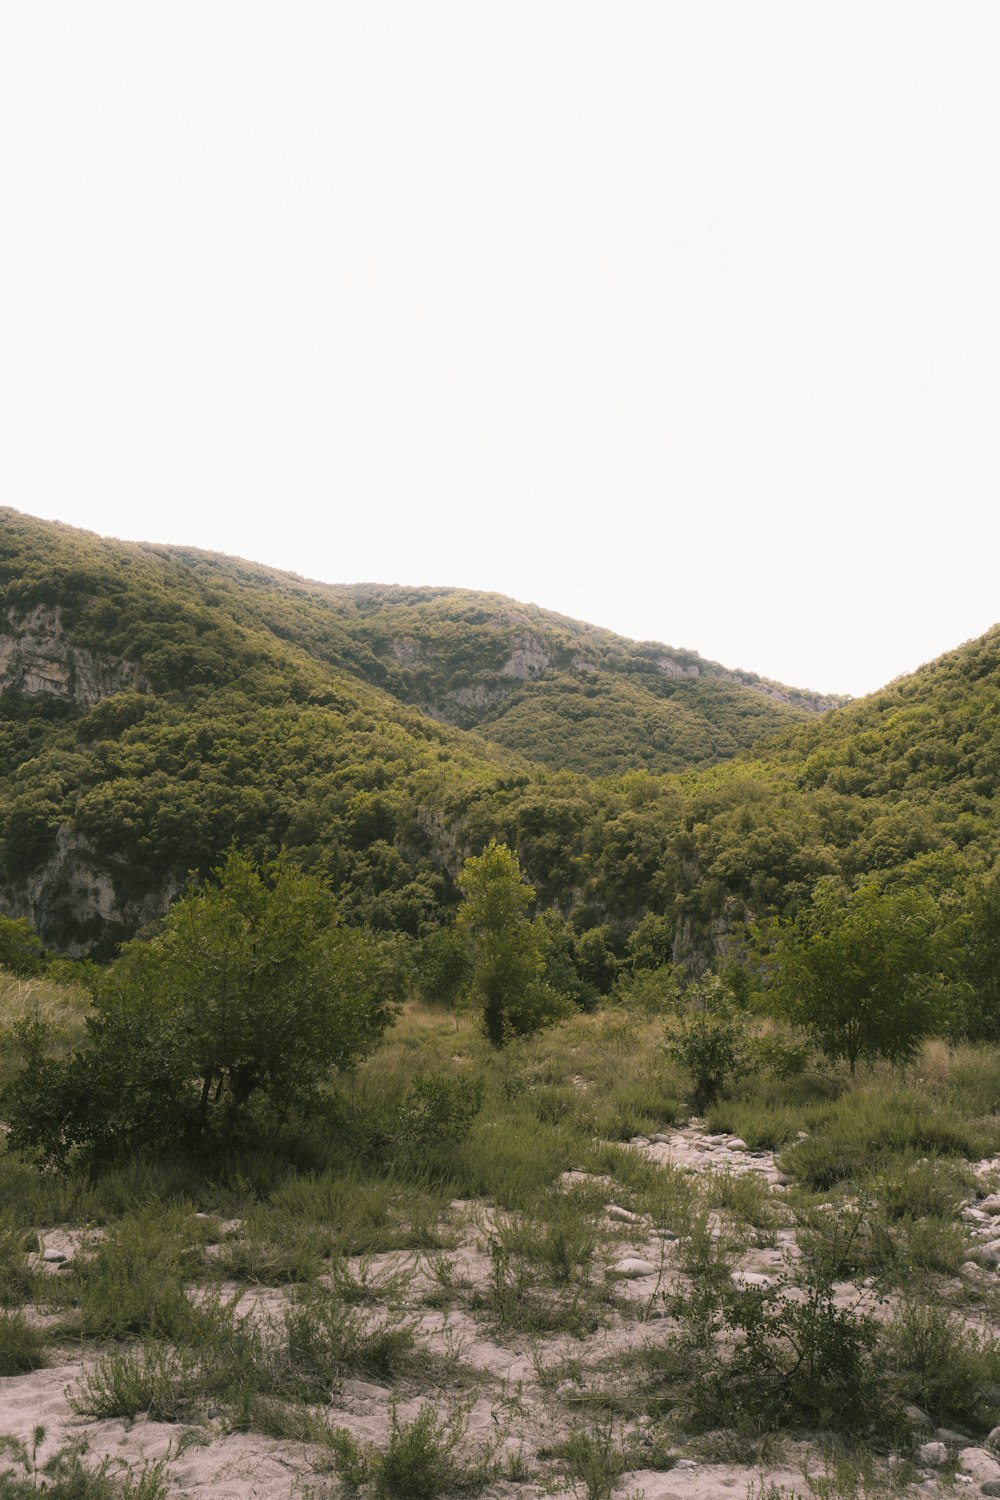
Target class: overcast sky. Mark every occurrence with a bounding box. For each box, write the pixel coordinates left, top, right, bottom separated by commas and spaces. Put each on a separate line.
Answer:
2, 3, 998, 697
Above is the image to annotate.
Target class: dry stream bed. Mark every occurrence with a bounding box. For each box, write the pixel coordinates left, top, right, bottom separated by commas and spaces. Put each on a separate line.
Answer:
4, 1120, 1000, 1500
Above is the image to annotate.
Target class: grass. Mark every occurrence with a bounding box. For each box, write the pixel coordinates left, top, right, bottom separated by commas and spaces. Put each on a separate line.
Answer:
0, 971, 91, 1087
0, 1218, 36, 1308
5, 1001, 1000, 1488
72, 1343, 202, 1422
0, 1427, 167, 1499
0, 1310, 47, 1376
211, 1206, 331, 1283
64, 1204, 212, 1340
885, 1301, 1000, 1431
327, 1403, 502, 1499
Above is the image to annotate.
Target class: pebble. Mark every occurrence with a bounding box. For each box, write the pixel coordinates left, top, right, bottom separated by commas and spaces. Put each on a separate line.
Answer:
673, 1459, 699, 1471
607, 1204, 641, 1224
731, 1271, 774, 1290
916, 1442, 948, 1467
612, 1257, 658, 1278
556, 1381, 577, 1396
727, 1138, 748, 1150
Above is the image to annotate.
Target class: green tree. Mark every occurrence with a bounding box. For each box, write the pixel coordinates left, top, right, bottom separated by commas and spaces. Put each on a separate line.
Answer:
456, 840, 567, 1047
3, 850, 400, 1162
770, 877, 947, 1073
0, 915, 45, 975
958, 868, 1000, 1041
412, 924, 473, 1008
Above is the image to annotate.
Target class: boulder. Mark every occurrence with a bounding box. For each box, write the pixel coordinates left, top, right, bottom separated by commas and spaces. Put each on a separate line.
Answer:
958, 1447, 1000, 1485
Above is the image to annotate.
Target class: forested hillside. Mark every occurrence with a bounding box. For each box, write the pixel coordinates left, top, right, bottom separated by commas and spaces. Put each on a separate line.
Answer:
146, 551, 844, 776
0, 508, 998, 978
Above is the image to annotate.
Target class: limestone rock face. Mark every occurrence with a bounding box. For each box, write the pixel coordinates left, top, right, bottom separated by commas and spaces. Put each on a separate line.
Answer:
5, 825, 176, 956
499, 636, 551, 679
0, 604, 146, 709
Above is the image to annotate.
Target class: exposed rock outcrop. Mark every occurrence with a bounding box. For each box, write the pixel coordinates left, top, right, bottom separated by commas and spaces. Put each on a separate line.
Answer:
0, 604, 146, 709
4, 825, 175, 955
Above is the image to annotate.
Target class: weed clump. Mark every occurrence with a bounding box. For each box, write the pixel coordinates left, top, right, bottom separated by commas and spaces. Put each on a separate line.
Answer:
328, 1403, 502, 1499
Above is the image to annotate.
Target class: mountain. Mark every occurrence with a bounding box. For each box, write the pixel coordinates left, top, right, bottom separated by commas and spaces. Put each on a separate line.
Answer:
0, 507, 996, 971
129, 552, 843, 777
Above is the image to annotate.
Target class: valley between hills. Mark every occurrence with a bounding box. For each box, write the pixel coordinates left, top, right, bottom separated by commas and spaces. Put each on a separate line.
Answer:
1, 508, 1000, 1500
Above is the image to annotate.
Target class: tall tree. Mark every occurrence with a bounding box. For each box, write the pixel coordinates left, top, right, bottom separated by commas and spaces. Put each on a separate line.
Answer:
457, 840, 566, 1047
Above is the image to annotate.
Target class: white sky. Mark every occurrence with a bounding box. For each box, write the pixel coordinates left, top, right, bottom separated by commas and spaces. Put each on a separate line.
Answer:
2, 3, 998, 697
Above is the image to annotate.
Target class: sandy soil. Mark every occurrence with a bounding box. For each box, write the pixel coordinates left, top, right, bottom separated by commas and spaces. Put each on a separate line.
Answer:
3, 1126, 998, 1498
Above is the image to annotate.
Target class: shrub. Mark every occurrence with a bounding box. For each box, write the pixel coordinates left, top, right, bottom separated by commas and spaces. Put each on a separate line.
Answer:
400, 1073, 485, 1147
886, 1302, 1000, 1431
2, 850, 400, 1163
72, 1343, 201, 1422
665, 976, 752, 1110
329, 1402, 501, 1499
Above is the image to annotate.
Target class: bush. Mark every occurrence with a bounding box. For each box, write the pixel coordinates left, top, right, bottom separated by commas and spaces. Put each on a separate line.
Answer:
668, 1260, 888, 1438
329, 1402, 501, 1499
886, 1302, 1000, 1432
665, 976, 752, 1110
400, 1073, 485, 1147
2, 850, 400, 1163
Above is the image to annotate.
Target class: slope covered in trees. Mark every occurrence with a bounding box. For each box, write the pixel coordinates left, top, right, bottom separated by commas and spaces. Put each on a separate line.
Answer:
0, 506, 998, 989
145, 556, 844, 776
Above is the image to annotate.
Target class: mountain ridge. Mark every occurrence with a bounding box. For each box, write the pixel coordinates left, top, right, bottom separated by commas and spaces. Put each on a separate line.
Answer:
0, 507, 997, 974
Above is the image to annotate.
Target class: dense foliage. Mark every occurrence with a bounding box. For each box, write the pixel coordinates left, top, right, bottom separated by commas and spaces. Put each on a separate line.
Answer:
0, 508, 999, 1027
2, 852, 399, 1163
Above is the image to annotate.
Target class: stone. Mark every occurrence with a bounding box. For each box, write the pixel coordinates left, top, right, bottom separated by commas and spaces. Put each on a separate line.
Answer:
979, 1195, 1000, 1215
42, 1250, 67, 1264
902, 1403, 932, 1428
611, 1257, 658, 1278
969, 1245, 1000, 1269
980, 1482, 1000, 1496
936, 1428, 975, 1449
958, 1447, 1000, 1484
607, 1205, 641, 1224
556, 1381, 577, 1396
986, 1426, 1000, 1452
915, 1442, 948, 1467
629, 1136, 651, 1148
727, 1138, 748, 1150
731, 1271, 774, 1289
673, 1459, 699, 1471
